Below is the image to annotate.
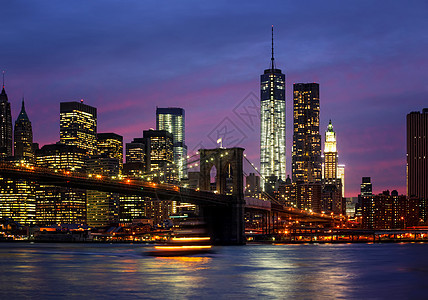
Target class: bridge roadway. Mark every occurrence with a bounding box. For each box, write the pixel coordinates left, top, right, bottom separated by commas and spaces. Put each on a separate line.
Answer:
0, 162, 235, 206
245, 196, 343, 223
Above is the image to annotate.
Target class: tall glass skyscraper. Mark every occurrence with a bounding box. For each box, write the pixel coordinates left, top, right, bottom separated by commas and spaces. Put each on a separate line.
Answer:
0, 84, 13, 159
260, 27, 286, 189
156, 107, 187, 180
60, 101, 97, 156
292, 83, 322, 183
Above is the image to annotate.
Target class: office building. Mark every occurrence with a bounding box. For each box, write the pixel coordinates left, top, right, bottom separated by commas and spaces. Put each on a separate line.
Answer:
86, 157, 120, 227
143, 129, 174, 183
124, 138, 149, 179
97, 133, 123, 173
292, 83, 322, 183
36, 144, 86, 172
35, 144, 87, 225
36, 187, 86, 226
361, 177, 372, 197
245, 173, 261, 197
407, 109, 428, 201
361, 190, 419, 229
60, 101, 97, 156
0, 176, 36, 225
260, 27, 286, 188
156, 107, 188, 180
337, 165, 345, 197
14, 99, 34, 163
323, 120, 337, 185
0, 84, 13, 158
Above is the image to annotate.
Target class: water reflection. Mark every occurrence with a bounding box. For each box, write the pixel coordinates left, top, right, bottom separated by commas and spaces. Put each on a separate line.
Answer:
0, 243, 428, 299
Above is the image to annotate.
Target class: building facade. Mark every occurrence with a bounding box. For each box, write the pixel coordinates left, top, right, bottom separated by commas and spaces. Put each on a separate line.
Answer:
35, 144, 87, 225
156, 107, 187, 180
407, 109, 428, 202
292, 83, 322, 184
97, 133, 123, 173
143, 130, 174, 183
60, 101, 97, 156
260, 27, 286, 189
323, 120, 337, 185
86, 157, 120, 227
0, 85, 13, 158
14, 99, 34, 163
361, 190, 419, 229
0, 176, 36, 225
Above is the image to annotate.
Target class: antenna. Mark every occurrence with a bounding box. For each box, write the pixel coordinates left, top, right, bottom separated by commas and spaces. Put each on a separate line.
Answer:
271, 25, 275, 70
2, 70, 5, 89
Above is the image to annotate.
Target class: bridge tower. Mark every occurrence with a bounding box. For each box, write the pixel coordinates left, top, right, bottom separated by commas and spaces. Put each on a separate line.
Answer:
199, 147, 245, 245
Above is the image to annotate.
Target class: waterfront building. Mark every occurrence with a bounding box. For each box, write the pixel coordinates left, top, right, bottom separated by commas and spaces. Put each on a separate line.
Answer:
36, 187, 86, 226
97, 133, 123, 173
0, 83, 13, 158
119, 195, 145, 224
407, 109, 428, 208
0, 176, 36, 225
86, 157, 120, 227
14, 99, 34, 163
156, 107, 187, 180
292, 83, 322, 184
260, 26, 286, 189
60, 101, 97, 156
35, 144, 87, 225
361, 190, 419, 229
275, 179, 322, 212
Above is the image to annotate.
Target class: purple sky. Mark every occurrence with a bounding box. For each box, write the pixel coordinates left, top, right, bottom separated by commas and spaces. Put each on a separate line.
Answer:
1, 1, 427, 197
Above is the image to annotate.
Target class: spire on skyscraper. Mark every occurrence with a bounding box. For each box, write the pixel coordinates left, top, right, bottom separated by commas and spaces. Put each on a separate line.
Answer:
271, 25, 275, 70
327, 119, 334, 132
17, 97, 30, 122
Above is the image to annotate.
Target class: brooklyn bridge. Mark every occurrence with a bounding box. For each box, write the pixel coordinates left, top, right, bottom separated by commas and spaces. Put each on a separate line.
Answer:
0, 147, 343, 245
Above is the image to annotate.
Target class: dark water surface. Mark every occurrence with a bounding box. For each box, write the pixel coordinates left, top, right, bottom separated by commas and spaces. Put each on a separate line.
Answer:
0, 242, 427, 299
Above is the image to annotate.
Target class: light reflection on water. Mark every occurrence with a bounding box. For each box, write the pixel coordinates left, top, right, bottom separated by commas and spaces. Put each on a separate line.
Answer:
1, 243, 428, 299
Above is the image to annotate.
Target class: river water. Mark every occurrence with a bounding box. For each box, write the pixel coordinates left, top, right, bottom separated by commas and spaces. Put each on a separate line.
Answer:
0, 242, 427, 299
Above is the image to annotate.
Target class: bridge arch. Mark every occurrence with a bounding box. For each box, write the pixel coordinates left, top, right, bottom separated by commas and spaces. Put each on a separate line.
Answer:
199, 147, 244, 198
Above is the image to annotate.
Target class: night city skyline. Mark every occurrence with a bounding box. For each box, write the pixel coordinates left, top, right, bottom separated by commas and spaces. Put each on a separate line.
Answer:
1, 1, 428, 197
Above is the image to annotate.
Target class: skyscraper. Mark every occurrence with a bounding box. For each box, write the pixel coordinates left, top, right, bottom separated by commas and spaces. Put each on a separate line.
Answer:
260, 26, 286, 188
337, 164, 345, 197
14, 99, 34, 163
0, 81, 13, 158
323, 120, 338, 185
143, 129, 174, 182
156, 107, 187, 180
407, 109, 428, 201
97, 133, 123, 172
292, 83, 321, 183
60, 101, 97, 156
35, 144, 87, 225
361, 177, 372, 197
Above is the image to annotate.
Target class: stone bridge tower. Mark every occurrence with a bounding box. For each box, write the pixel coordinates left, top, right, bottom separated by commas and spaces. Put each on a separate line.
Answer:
199, 147, 244, 199
198, 147, 245, 245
